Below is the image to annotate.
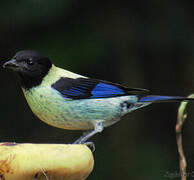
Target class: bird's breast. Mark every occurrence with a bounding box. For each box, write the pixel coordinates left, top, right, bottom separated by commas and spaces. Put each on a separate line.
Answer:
22, 86, 139, 130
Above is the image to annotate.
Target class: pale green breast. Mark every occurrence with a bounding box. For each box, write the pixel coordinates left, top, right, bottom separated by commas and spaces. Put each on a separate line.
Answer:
22, 86, 90, 130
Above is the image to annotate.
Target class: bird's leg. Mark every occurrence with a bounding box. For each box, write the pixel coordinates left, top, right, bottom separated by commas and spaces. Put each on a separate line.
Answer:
73, 122, 104, 144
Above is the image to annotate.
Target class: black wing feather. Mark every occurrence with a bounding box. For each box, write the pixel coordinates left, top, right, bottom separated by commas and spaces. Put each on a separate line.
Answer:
51, 77, 149, 99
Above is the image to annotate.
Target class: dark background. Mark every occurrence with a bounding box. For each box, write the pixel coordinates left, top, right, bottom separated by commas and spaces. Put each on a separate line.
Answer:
1, 1, 194, 179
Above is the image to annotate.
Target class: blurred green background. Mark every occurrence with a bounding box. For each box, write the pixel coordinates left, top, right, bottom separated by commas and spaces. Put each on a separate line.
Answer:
1, 0, 194, 179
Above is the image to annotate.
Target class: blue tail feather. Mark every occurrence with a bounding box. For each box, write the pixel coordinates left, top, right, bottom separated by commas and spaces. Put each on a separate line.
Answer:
139, 95, 189, 102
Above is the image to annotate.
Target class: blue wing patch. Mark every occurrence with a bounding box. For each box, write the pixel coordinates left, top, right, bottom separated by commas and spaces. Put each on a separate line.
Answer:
91, 83, 125, 98
60, 81, 125, 98
52, 77, 148, 99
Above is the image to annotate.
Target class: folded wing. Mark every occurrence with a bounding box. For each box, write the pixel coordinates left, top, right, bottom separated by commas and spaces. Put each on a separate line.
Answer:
52, 77, 149, 99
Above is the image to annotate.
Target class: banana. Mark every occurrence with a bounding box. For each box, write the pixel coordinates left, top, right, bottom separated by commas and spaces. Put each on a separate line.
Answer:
0, 143, 94, 180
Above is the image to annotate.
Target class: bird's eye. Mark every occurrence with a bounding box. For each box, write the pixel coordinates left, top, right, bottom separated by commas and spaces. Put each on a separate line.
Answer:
26, 59, 34, 65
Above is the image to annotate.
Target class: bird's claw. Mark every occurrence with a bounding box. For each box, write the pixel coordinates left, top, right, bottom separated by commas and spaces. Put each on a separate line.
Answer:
84, 141, 95, 152
73, 141, 95, 152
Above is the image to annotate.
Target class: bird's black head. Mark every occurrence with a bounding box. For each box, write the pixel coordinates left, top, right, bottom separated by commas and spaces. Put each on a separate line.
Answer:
3, 50, 52, 89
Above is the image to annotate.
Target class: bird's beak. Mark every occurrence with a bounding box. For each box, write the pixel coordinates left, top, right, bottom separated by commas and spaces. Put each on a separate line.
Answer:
3, 59, 20, 71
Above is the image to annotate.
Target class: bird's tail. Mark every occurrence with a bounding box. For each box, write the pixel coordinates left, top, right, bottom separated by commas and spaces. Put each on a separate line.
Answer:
138, 95, 194, 103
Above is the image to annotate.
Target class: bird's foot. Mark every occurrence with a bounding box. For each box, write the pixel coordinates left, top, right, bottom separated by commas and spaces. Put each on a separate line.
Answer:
73, 140, 95, 152
73, 122, 104, 152
84, 141, 95, 152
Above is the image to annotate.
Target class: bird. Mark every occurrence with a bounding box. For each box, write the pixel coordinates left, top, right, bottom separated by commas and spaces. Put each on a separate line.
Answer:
3, 50, 194, 144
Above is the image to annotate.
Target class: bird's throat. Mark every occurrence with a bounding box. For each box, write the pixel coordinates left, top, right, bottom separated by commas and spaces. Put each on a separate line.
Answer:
19, 73, 45, 90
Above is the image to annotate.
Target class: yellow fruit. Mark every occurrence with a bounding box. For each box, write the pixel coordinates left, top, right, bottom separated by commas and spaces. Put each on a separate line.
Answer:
0, 143, 94, 180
